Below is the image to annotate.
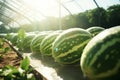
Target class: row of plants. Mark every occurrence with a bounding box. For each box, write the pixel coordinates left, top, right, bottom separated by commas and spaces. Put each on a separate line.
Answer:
0, 25, 120, 80
0, 38, 43, 80
0, 56, 36, 80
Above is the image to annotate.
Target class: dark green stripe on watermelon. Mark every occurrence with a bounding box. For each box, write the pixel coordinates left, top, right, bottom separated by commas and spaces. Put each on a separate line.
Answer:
40, 32, 61, 56
30, 33, 49, 54
86, 26, 105, 37
81, 26, 120, 79
52, 28, 92, 64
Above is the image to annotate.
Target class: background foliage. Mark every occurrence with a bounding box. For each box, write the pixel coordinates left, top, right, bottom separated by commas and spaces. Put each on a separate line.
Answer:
0, 4, 120, 33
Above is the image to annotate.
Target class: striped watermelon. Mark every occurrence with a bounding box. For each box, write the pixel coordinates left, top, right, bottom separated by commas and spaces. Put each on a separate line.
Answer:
80, 26, 120, 79
86, 26, 105, 37
22, 33, 36, 52
52, 28, 92, 64
40, 30, 62, 56
30, 32, 51, 54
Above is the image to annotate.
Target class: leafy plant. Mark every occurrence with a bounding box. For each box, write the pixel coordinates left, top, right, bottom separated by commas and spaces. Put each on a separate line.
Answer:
0, 38, 11, 59
16, 29, 26, 51
0, 57, 36, 80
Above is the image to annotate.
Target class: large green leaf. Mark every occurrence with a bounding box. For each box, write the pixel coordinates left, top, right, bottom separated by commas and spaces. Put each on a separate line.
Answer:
20, 57, 30, 71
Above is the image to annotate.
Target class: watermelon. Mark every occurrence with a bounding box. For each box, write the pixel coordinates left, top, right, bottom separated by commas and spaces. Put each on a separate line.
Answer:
86, 26, 105, 37
80, 26, 120, 79
30, 32, 51, 54
22, 33, 36, 52
40, 30, 62, 56
52, 28, 92, 64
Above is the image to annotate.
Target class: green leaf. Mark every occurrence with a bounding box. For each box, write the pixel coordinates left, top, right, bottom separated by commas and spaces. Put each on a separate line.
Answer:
0, 48, 4, 52
17, 29, 26, 50
20, 57, 30, 71
0, 39, 4, 48
4, 47, 11, 53
0, 69, 2, 75
5, 33, 11, 40
18, 29, 26, 39
1, 65, 18, 76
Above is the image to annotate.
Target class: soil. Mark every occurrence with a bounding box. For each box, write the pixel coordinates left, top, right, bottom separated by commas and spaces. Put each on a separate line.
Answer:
0, 42, 22, 68
0, 52, 22, 68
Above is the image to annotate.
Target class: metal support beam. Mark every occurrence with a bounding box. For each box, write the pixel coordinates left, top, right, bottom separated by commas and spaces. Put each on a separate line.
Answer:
59, 0, 62, 30
93, 0, 100, 8
56, 0, 74, 17
13, 0, 47, 20
93, 0, 101, 26
0, 12, 20, 25
0, 0, 33, 24
55, 0, 75, 30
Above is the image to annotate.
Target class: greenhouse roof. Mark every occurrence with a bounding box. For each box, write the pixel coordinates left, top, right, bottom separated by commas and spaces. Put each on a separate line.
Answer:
0, 0, 119, 27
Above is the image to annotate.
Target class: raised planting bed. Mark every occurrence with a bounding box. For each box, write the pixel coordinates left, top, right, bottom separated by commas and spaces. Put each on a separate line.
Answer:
23, 53, 88, 80
0, 39, 44, 80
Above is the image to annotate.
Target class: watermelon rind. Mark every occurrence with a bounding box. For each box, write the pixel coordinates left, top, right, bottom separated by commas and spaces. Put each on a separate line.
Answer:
52, 28, 92, 64
86, 26, 105, 37
80, 26, 120, 79
40, 31, 62, 56
30, 32, 51, 54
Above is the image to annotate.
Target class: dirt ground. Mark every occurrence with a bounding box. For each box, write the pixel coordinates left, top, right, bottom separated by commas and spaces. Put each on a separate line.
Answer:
0, 41, 44, 80
0, 42, 22, 68
0, 52, 21, 68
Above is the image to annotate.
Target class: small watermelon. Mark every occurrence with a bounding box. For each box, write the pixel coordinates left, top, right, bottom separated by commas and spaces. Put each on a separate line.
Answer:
40, 31, 62, 56
86, 26, 105, 37
30, 32, 51, 54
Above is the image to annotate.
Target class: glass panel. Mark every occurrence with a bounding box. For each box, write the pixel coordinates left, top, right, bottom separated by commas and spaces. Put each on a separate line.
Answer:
0, 0, 119, 26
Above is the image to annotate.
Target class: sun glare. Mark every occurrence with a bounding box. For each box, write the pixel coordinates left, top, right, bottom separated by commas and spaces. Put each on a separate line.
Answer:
23, 0, 67, 17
